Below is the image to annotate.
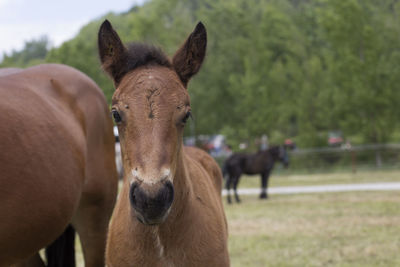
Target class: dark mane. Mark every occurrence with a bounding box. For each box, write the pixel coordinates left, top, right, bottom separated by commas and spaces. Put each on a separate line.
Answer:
125, 43, 172, 71
98, 20, 174, 85
102, 42, 172, 85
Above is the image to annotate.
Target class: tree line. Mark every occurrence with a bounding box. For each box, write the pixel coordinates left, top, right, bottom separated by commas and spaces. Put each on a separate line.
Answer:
2, 0, 400, 150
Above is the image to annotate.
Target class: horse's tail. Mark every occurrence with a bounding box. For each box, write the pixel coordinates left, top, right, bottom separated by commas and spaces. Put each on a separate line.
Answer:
45, 224, 76, 267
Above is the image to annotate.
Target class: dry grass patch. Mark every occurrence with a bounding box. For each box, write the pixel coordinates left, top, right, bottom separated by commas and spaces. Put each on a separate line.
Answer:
225, 191, 400, 267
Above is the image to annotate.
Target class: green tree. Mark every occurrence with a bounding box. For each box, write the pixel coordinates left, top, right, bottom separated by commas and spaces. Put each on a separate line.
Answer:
317, 0, 400, 144
0, 36, 49, 68
2, 0, 400, 148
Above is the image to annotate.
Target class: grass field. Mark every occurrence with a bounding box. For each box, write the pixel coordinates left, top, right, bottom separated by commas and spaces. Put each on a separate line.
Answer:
226, 192, 400, 266
73, 170, 400, 266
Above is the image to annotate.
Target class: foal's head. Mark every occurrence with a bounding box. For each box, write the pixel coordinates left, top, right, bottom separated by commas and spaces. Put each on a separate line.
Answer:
98, 20, 206, 225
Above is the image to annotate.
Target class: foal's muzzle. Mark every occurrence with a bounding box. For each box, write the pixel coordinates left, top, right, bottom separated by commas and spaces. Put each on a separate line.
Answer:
129, 180, 174, 225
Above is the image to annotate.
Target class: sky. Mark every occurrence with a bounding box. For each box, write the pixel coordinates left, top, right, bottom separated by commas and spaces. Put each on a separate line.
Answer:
0, 0, 144, 57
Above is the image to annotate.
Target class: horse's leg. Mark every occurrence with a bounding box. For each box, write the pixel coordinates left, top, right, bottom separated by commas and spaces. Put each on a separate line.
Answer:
73, 172, 117, 266
73, 137, 117, 267
11, 253, 45, 267
260, 170, 271, 199
225, 176, 232, 204
72, 197, 114, 267
233, 175, 241, 203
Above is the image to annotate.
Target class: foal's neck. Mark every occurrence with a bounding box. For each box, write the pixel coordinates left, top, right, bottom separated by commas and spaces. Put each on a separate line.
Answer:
167, 147, 193, 220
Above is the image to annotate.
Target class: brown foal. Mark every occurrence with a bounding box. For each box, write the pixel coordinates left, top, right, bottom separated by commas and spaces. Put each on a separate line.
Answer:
98, 20, 230, 266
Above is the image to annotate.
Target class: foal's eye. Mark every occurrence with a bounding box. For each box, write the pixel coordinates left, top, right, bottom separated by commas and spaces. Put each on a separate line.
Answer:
111, 109, 122, 123
182, 111, 191, 124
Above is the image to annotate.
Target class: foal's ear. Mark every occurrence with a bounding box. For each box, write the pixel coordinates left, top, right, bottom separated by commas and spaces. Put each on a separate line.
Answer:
98, 20, 127, 86
172, 22, 207, 87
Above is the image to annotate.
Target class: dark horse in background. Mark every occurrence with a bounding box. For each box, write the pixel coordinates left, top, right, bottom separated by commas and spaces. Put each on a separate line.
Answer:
224, 145, 289, 203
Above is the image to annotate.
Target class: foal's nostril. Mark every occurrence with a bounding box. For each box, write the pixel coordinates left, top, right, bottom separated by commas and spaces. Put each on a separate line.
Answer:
163, 181, 174, 206
129, 182, 139, 207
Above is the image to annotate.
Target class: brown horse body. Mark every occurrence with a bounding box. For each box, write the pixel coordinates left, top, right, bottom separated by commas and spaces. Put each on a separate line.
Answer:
98, 21, 229, 266
0, 64, 118, 266
0, 68, 22, 77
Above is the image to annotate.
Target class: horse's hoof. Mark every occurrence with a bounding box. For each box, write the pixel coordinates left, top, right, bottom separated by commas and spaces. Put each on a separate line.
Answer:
259, 193, 268, 199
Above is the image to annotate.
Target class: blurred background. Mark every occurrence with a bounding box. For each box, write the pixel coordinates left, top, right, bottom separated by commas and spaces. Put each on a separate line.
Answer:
3, 0, 400, 173
2, 0, 400, 266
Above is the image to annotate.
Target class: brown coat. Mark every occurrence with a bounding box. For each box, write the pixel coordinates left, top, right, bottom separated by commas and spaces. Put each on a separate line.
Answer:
98, 20, 230, 266
0, 64, 118, 266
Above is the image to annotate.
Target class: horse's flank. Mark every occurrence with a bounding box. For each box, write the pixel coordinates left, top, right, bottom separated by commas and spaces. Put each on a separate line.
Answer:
0, 64, 118, 266
0, 68, 22, 77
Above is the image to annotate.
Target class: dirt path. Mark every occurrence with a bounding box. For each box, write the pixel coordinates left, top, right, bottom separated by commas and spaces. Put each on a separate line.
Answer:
222, 182, 400, 196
